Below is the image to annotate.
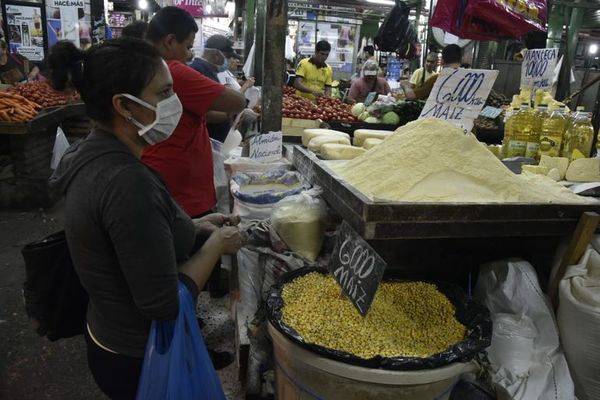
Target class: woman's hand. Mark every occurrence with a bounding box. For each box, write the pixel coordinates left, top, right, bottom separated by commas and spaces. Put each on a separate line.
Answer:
193, 213, 240, 235
212, 226, 243, 255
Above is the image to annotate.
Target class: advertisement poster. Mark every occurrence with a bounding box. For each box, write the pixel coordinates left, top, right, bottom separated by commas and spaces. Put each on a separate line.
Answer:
316, 23, 356, 73
297, 21, 315, 57
46, 0, 92, 50
173, 0, 203, 17
3, 3, 45, 61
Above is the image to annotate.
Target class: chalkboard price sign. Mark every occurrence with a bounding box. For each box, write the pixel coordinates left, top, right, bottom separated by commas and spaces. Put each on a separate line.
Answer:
328, 221, 387, 317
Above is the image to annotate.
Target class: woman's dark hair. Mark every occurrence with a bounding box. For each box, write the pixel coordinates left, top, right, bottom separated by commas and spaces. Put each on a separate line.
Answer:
146, 6, 198, 44
48, 37, 163, 122
363, 45, 374, 56
316, 40, 331, 53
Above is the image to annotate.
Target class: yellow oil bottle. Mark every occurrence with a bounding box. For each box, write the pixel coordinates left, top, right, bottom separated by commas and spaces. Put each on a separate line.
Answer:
539, 105, 567, 157
507, 103, 534, 158
526, 104, 547, 159
501, 106, 519, 158
566, 111, 595, 160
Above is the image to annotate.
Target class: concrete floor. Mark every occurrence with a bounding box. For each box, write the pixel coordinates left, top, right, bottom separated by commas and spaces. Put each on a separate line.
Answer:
0, 206, 243, 400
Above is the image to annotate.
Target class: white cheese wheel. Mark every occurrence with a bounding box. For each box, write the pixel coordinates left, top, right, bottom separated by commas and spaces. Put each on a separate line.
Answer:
362, 138, 383, 150
539, 155, 569, 180
353, 129, 394, 146
547, 168, 561, 181
565, 158, 600, 182
320, 144, 366, 160
521, 165, 549, 175
307, 135, 351, 152
302, 129, 349, 146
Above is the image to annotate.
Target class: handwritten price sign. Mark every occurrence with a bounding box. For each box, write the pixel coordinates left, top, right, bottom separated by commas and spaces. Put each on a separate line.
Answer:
419, 68, 498, 132
520, 48, 559, 91
328, 221, 387, 317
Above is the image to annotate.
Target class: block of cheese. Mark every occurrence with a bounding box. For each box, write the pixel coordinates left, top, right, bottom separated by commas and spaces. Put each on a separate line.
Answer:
522, 165, 549, 175
302, 129, 349, 146
307, 135, 351, 152
363, 138, 383, 150
547, 168, 561, 181
565, 158, 600, 182
320, 144, 366, 160
353, 129, 394, 147
539, 155, 569, 180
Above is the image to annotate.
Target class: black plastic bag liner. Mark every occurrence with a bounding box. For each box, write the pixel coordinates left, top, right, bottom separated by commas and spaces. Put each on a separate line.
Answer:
267, 267, 492, 370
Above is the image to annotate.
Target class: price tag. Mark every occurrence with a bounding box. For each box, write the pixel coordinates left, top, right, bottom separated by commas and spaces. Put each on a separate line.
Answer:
328, 221, 387, 317
249, 131, 282, 163
479, 106, 503, 119
419, 68, 498, 132
364, 92, 378, 107
520, 48, 559, 91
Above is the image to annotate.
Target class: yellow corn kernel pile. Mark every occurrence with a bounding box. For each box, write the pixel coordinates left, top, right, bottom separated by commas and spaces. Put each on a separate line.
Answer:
281, 273, 466, 359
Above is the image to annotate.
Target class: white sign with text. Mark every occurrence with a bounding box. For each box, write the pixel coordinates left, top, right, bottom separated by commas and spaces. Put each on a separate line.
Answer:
419, 68, 499, 132
249, 132, 283, 163
520, 48, 559, 91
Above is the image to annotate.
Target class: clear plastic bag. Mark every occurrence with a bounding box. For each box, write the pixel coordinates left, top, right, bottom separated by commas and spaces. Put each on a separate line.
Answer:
270, 188, 327, 262
50, 127, 69, 170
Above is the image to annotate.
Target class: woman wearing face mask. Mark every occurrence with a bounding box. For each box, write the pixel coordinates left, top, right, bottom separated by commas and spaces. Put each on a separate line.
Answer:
48, 37, 242, 399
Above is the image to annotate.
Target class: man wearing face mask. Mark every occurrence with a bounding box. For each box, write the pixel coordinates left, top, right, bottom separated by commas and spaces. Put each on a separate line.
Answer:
190, 35, 241, 142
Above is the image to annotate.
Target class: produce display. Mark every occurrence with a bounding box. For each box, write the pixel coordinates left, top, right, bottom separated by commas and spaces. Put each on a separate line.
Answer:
282, 91, 356, 122
281, 272, 466, 359
335, 118, 590, 203
6, 81, 80, 108
0, 92, 41, 122
351, 97, 425, 126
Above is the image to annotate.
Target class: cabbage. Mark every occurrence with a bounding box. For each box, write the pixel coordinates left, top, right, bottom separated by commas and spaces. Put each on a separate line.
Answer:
351, 103, 365, 117
358, 111, 370, 121
365, 117, 380, 124
382, 111, 400, 125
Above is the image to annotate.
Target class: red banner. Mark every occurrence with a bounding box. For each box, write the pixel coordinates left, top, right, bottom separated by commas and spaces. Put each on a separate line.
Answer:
172, 0, 203, 17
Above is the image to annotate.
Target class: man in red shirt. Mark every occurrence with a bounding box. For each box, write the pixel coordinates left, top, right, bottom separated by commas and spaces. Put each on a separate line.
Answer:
346, 60, 391, 104
144, 7, 245, 217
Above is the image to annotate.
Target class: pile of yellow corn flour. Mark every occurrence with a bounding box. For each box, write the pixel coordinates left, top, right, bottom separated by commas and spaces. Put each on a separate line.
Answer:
281, 272, 466, 359
335, 118, 590, 203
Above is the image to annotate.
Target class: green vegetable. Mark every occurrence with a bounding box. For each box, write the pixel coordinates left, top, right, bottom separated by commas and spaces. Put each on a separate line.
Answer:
382, 111, 400, 125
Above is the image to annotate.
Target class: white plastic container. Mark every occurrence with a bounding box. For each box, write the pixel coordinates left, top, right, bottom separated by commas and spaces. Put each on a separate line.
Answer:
268, 323, 475, 400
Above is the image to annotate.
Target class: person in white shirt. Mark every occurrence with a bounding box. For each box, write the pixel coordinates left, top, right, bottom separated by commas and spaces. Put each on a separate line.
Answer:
217, 56, 255, 94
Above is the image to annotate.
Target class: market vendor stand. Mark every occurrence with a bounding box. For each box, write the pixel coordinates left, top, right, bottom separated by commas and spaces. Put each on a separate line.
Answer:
0, 103, 86, 208
292, 145, 600, 286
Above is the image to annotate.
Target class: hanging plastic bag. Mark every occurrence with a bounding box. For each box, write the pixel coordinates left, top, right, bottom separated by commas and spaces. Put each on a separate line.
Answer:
285, 36, 296, 61
373, 0, 419, 59
51, 127, 69, 170
270, 187, 327, 262
136, 282, 226, 400
243, 42, 255, 78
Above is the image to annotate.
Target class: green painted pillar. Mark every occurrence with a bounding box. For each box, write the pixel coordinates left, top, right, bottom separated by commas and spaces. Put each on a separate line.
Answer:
260, 0, 287, 133
254, 0, 266, 84
244, 0, 255, 60
546, 5, 564, 49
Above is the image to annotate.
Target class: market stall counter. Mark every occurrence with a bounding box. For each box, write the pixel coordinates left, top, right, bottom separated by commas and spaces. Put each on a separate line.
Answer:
0, 103, 86, 208
291, 118, 600, 285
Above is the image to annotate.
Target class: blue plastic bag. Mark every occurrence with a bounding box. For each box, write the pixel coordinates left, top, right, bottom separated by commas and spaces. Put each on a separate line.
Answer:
136, 282, 226, 400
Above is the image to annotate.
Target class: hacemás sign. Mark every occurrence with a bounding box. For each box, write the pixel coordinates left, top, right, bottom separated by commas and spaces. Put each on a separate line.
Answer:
520, 48, 559, 91
419, 68, 498, 132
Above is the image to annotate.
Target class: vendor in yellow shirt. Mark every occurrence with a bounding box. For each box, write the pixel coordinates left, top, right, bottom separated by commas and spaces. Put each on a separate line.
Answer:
408, 52, 437, 89
293, 40, 333, 100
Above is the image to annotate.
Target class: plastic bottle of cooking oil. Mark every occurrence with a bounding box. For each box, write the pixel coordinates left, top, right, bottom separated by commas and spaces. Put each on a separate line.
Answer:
539, 105, 567, 157
507, 103, 534, 158
564, 111, 595, 160
563, 107, 584, 159
501, 106, 519, 158
526, 104, 548, 159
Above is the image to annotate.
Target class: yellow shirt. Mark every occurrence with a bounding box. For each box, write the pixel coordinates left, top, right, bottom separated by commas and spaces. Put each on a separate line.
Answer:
409, 67, 436, 89
295, 58, 333, 100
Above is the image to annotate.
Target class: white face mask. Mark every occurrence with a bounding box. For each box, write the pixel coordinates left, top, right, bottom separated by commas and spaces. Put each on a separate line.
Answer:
120, 93, 183, 145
